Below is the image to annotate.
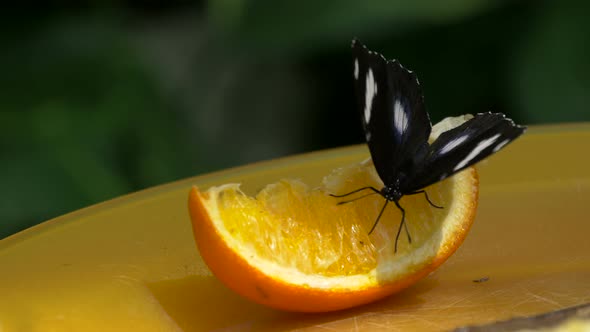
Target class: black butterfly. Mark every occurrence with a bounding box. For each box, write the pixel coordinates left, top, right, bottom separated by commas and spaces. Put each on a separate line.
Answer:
331, 39, 526, 252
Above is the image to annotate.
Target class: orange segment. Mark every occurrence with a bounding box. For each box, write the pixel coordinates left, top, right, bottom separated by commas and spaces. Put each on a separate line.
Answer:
188, 117, 479, 312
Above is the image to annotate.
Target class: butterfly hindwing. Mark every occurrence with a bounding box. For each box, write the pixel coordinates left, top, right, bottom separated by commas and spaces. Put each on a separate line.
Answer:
405, 112, 526, 192
351, 39, 432, 186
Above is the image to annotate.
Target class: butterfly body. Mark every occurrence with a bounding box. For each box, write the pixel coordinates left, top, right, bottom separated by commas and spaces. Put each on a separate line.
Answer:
333, 39, 526, 251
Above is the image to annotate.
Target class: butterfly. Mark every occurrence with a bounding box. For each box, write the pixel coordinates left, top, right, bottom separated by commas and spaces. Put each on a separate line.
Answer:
331, 39, 526, 252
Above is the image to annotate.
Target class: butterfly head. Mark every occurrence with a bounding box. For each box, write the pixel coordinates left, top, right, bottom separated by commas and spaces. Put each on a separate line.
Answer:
381, 184, 403, 203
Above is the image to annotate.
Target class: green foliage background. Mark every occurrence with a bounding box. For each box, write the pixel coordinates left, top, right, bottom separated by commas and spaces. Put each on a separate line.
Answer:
1, 1, 589, 238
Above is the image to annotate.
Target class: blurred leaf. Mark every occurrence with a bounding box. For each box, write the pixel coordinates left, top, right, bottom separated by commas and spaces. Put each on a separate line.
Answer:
509, 0, 590, 123
209, 0, 506, 55
0, 15, 193, 237
0, 154, 89, 238
133, 22, 318, 169
183, 37, 316, 166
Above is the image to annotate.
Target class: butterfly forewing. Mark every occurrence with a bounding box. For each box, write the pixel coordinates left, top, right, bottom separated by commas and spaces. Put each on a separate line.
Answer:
352, 39, 432, 187
405, 112, 526, 192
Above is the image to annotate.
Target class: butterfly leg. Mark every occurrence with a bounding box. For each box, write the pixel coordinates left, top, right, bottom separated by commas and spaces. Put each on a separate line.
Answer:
393, 200, 411, 253
329, 186, 380, 198
330, 186, 381, 205
408, 190, 443, 209
334, 192, 379, 205
368, 200, 389, 235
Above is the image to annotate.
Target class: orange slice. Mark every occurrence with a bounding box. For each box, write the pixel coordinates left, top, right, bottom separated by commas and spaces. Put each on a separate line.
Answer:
188, 116, 479, 312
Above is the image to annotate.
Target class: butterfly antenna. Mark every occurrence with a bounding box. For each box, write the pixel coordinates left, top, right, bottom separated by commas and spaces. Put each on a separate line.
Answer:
393, 200, 410, 253
335, 192, 379, 205
409, 190, 443, 209
368, 200, 389, 235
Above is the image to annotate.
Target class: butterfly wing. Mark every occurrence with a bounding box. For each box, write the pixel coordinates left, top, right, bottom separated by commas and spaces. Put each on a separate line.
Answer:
405, 112, 526, 192
351, 39, 432, 186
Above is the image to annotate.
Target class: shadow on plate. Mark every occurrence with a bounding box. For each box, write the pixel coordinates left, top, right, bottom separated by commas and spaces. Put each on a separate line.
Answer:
147, 274, 439, 331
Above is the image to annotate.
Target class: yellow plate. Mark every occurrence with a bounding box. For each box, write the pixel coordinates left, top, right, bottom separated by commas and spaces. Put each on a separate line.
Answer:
1, 124, 589, 331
